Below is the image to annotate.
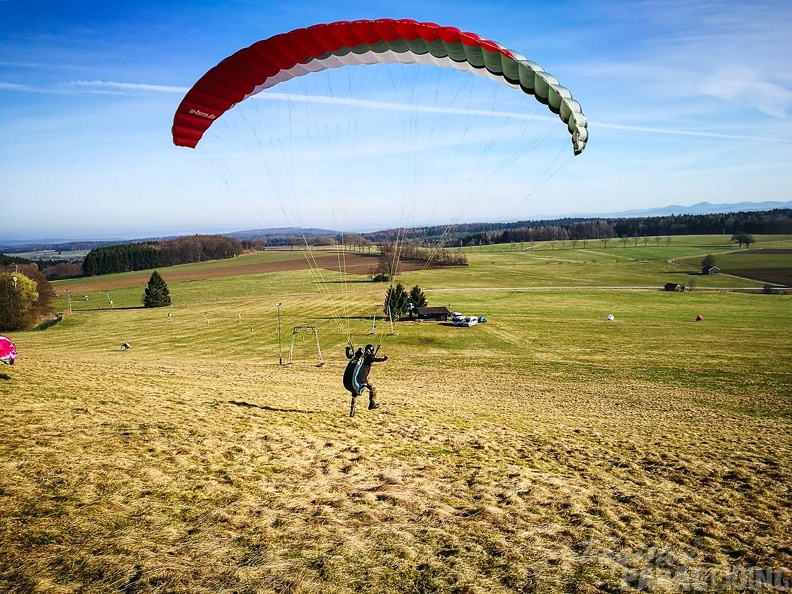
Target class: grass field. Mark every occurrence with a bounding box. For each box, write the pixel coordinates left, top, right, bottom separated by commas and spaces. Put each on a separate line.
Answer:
1, 236, 790, 593
677, 248, 792, 287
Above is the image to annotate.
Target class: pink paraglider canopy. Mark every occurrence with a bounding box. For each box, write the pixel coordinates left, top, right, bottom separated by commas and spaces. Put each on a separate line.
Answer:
0, 335, 17, 365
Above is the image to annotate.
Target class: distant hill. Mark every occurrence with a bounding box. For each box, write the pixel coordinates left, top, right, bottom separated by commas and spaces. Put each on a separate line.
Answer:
0, 239, 121, 255
4, 202, 791, 251
583, 201, 792, 219
230, 227, 339, 239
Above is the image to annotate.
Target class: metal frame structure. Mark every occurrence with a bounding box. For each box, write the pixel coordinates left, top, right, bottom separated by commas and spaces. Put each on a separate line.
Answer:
287, 325, 324, 366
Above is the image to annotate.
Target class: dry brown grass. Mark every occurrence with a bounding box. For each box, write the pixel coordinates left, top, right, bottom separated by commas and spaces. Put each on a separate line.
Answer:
2, 342, 790, 593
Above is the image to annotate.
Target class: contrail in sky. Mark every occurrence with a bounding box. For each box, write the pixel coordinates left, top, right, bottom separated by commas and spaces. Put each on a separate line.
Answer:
3, 78, 788, 144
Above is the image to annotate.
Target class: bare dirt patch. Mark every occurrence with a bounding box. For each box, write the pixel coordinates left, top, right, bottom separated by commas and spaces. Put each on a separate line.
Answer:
737, 249, 792, 254
725, 268, 792, 286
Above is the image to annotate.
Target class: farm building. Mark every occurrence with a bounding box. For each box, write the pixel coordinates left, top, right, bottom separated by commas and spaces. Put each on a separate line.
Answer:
702, 265, 720, 275
413, 306, 451, 321
664, 283, 683, 291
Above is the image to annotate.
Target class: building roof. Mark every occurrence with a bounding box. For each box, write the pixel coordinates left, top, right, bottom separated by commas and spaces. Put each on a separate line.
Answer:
414, 306, 451, 315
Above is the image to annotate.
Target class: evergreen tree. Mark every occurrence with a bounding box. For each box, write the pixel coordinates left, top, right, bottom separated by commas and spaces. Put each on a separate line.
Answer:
383, 283, 409, 320
408, 285, 428, 309
143, 271, 172, 308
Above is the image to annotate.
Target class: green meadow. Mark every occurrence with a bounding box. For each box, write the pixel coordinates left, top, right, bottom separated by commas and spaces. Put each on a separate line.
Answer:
1, 235, 790, 593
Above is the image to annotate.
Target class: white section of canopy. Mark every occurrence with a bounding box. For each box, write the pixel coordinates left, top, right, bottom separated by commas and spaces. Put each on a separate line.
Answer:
242, 48, 587, 154
246, 50, 512, 97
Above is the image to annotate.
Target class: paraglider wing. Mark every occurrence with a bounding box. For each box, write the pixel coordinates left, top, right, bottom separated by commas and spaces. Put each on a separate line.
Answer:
172, 19, 588, 154
0, 335, 17, 365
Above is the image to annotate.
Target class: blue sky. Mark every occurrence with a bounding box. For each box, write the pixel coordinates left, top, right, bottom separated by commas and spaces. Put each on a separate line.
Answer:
2, 0, 790, 241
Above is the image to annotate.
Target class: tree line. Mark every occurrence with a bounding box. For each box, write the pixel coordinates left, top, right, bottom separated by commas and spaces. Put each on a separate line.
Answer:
360, 209, 792, 246
82, 235, 243, 276
460, 210, 792, 246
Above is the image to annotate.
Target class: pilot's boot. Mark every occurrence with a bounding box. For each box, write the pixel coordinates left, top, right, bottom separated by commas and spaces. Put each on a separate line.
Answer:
368, 386, 380, 410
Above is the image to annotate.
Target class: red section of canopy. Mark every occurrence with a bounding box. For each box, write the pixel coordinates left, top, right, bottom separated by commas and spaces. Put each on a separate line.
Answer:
172, 19, 512, 149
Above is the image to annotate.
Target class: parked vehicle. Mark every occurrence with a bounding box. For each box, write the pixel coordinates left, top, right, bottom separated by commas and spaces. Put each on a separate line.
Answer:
453, 314, 479, 327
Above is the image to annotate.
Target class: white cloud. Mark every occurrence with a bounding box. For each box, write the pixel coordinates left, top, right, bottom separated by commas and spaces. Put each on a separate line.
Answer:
593, 120, 792, 143
0, 79, 188, 95
65, 80, 188, 94
583, 0, 792, 118
0, 82, 35, 91
699, 70, 792, 119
